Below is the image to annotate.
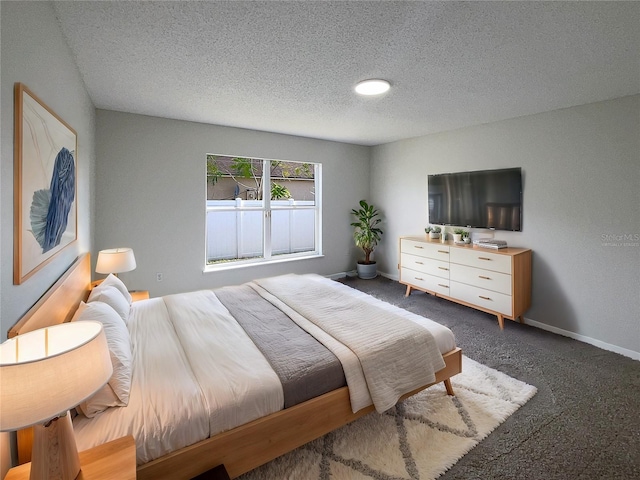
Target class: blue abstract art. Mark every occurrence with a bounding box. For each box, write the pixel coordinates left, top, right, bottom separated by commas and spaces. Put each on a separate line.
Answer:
14, 84, 77, 284
30, 147, 76, 253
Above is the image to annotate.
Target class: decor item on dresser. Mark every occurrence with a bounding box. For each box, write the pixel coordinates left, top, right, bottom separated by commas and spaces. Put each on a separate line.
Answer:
476, 239, 508, 249
0, 322, 112, 480
13, 83, 78, 285
95, 247, 137, 276
398, 236, 532, 329
453, 228, 466, 243
351, 200, 383, 279
425, 225, 441, 239
462, 230, 471, 244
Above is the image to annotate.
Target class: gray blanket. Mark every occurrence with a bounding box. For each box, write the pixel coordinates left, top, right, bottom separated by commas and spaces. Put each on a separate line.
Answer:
214, 284, 346, 408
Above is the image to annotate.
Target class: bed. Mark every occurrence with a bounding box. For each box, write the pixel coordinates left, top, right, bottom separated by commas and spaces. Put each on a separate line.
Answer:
10, 253, 462, 479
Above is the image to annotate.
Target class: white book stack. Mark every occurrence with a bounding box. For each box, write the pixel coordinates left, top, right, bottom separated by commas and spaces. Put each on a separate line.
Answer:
475, 239, 508, 249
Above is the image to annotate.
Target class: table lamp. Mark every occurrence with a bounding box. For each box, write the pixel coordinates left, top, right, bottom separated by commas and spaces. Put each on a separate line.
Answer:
0, 322, 112, 480
95, 248, 136, 276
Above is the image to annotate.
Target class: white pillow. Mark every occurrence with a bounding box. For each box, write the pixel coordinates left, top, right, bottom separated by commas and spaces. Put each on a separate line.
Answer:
72, 301, 132, 417
99, 274, 132, 304
88, 284, 131, 324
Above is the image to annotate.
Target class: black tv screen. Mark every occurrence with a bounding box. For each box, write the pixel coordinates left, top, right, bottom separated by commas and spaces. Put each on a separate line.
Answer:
428, 167, 522, 231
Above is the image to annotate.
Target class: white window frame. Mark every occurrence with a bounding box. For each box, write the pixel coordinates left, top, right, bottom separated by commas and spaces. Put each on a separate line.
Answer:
204, 157, 322, 272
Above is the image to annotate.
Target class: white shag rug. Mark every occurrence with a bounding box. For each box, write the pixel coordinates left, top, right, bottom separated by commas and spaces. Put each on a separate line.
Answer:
238, 356, 537, 480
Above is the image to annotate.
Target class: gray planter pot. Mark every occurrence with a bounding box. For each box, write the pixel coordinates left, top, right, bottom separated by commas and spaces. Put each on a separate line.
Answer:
356, 262, 378, 279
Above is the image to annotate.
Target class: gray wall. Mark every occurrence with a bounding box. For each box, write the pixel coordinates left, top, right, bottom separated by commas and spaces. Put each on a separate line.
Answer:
95, 110, 369, 296
371, 95, 640, 357
0, 3, 636, 474
0, 1, 96, 474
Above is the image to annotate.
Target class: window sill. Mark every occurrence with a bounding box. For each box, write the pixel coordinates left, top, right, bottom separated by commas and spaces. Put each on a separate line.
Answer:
203, 253, 324, 273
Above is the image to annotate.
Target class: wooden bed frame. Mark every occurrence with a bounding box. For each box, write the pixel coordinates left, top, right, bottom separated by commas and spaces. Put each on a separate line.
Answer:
10, 253, 463, 479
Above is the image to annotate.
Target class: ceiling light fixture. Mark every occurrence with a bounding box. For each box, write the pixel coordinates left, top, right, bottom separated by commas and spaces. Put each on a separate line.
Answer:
354, 79, 391, 96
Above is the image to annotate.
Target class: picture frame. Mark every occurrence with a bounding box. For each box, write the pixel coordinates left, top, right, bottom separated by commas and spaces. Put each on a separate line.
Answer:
14, 83, 78, 284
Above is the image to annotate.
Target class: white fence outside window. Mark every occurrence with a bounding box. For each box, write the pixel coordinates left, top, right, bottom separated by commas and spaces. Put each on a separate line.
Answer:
206, 199, 316, 262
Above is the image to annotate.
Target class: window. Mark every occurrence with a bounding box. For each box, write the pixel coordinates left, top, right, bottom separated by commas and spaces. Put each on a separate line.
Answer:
205, 155, 322, 269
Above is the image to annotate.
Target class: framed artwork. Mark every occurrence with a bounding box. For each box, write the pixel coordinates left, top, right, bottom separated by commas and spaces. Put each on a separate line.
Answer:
14, 83, 78, 284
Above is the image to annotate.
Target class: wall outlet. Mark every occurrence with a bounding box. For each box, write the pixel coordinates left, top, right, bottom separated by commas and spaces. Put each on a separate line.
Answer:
156, 272, 163, 282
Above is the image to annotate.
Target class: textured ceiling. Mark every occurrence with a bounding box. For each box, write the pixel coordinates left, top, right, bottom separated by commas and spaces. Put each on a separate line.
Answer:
52, 1, 640, 146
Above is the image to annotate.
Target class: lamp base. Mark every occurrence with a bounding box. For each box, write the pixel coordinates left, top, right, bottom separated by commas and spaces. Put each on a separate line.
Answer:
30, 413, 80, 480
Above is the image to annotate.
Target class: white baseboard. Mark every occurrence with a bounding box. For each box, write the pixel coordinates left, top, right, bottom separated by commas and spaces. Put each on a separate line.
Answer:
523, 317, 639, 361
379, 270, 398, 281
325, 271, 353, 280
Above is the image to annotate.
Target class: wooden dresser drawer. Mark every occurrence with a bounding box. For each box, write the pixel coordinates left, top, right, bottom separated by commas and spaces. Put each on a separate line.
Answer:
401, 239, 450, 261
400, 253, 450, 279
400, 268, 451, 296
399, 236, 531, 329
450, 281, 513, 316
449, 263, 512, 295
450, 248, 512, 274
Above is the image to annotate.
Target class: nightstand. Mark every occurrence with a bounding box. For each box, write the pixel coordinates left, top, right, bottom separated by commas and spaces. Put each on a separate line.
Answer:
130, 290, 150, 302
90, 280, 149, 302
5, 435, 136, 480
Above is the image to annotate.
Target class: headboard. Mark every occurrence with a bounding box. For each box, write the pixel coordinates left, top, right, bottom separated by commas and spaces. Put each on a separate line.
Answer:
8, 253, 91, 338
7, 253, 91, 465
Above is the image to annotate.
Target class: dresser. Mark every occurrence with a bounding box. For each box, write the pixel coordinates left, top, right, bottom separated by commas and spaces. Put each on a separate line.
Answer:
399, 236, 532, 329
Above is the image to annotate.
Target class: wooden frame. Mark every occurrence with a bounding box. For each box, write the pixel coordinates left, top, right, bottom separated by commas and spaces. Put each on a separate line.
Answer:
11, 253, 463, 479
8, 253, 90, 339
14, 83, 78, 285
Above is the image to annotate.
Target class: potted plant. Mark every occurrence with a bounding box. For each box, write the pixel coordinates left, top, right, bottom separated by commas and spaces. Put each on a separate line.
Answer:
453, 228, 466, 243
425, 226, 441, 239
351, 200, 383, 279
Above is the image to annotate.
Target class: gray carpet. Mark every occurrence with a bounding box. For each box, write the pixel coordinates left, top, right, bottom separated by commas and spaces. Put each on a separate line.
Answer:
336, 275, 640, 480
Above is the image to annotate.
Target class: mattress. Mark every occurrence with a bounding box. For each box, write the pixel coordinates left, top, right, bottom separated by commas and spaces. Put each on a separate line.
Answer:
73, 274, 456, 465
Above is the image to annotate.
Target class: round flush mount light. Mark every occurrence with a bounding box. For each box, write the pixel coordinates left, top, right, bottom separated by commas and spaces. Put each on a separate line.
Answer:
354, 79, 391, 96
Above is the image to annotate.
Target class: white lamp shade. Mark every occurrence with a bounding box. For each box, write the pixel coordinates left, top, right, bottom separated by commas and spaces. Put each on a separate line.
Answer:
96, 248, 137, 274
0, 321, 112, 431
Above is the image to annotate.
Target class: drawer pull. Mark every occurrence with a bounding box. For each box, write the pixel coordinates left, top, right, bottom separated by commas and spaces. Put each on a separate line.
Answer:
438, 267, 449, 271
478, 257, 492, 261
478, 275, 491, 280
479, 295, 492, 300
438, 284, 449, 288
414, 277, 424, 281
415, 261, 424, 265
414, 246, 424, 249
438, 250, 449, 254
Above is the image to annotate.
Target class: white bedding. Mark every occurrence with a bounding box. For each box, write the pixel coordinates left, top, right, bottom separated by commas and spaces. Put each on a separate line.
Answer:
254, 274, 445, 412
74, 298, 209, 464
73, 274, 456, 465
162, 290, 284, 434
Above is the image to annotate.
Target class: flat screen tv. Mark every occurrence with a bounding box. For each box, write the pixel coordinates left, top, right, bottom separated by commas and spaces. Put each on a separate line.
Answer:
428, 167, 522, 231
